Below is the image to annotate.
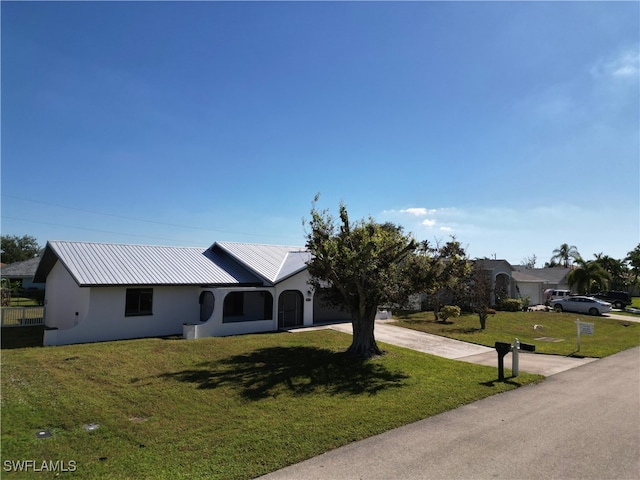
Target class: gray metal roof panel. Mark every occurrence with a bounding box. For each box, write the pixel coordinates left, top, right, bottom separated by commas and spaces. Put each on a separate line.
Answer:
37, 241, 263, 286
214, 242, 309, 284
275, 250, 313, 282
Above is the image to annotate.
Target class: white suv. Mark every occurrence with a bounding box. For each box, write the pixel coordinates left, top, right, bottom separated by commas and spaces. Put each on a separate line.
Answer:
544, 289, 571, 305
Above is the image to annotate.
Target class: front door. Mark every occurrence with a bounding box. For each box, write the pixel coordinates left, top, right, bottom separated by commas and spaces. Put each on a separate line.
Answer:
278, 291, 303, 328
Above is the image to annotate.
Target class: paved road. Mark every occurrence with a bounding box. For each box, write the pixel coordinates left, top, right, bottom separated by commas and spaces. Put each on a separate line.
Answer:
259, 346, 640, 480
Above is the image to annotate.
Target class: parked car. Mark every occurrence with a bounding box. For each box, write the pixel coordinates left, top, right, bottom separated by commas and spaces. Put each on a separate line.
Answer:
551, 296, 612, 316
592, 291, 632, 310
543, 289, 572, 306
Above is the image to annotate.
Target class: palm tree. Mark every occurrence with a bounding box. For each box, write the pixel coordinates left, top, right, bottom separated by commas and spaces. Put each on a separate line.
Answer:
593, 253, 627, 291
567, 256, 611, 294
551, 244, 580, 268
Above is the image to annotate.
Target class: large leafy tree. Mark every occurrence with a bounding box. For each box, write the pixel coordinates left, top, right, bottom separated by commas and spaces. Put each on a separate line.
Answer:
424, 238, 470, 320
550, 243, 580, 268
567, 256, 611, 294
304, 197, 437, 358
626, 244, 640, 288
1, 235, 41, 264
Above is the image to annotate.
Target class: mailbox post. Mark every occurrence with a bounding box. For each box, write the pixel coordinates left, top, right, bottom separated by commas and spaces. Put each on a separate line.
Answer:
512, 338, 536, 377
494, 342, 511, 381
495, 340, 535, 380
513, 338, 520, 376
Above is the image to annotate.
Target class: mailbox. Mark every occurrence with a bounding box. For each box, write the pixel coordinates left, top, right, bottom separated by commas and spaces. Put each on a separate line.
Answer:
520, 343, 535, 352
495, 342, 511, 356
494, 342, 512, 381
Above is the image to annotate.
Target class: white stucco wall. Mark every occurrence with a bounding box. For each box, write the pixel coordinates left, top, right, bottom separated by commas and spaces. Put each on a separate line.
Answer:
44, 261, 90, 330
188, 271, 313, 339
190, 287, 277, 338
45, 278, 201, 345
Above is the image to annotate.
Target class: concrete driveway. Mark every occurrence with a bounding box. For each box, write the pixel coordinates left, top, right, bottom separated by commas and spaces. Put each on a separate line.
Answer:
327, 321, 597, 376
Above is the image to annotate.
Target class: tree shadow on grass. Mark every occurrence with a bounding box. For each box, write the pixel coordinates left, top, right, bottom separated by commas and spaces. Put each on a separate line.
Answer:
447, 327, 482, 334
156, 346, 409, 399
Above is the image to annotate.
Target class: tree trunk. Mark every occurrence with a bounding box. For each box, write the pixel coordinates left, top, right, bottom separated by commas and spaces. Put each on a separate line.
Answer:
347, 311, 382, 358
479, 313, 487, 330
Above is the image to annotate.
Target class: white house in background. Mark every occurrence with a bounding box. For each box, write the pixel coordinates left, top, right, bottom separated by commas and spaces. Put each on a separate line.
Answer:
475, 260, 571, 306
474, 259, 515, 305
33, 241, 350, 346
511, 266, 571, 305
1, 257, 46, 291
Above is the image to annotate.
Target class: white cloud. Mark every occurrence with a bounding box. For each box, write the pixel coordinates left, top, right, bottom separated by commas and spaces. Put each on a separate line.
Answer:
393, 207, 437, 216
403, 208, 429, 216
591, 47, 640, 80
421, 218, 436, 227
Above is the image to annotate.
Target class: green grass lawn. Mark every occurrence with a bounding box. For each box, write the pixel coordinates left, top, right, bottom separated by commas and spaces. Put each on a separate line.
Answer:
4, 297, 42, 307
1, 330, 542, 479
394, 310, 640, 358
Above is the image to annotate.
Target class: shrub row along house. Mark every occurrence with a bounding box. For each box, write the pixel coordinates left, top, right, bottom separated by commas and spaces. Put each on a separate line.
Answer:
33, 240, 571, 346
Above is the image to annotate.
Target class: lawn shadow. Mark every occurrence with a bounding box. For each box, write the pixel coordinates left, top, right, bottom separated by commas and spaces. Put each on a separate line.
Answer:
156, 346, 409, 399
479, 377, 523, 387
447, 327, 481, 334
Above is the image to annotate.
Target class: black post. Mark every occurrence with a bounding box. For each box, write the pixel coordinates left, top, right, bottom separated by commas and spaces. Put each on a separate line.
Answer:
495, 342, 511, 381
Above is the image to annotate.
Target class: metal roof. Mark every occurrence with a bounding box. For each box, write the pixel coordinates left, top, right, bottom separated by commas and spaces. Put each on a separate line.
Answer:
34, 241, 263, 287
214, 242, 310, 284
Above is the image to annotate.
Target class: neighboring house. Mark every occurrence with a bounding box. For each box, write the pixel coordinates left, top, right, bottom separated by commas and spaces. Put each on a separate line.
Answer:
511, 266, 571, 305
1, 257, 46, 291
475, 260, 571, 306
474, 259, 516, 305
33, 241, 350, 346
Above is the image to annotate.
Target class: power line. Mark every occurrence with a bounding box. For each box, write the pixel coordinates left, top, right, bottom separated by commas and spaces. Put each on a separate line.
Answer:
1, 215, 207, 246
1, 193, 302, 241
1, 193, 224, 232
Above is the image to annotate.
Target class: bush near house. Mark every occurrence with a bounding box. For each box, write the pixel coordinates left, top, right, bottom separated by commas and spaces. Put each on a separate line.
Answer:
499, 298, 525, 312
439, 305, 461, 321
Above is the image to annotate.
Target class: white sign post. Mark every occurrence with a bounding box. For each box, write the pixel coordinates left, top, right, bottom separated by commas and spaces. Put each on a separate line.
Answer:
576, 319, 594, 352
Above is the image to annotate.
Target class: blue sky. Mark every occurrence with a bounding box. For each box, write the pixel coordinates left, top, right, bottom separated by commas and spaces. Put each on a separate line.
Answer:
2, 1, 638, 266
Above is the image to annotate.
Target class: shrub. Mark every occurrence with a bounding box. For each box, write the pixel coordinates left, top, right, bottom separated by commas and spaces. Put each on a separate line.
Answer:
499, 299, 522, 312
439, 305, 461, 321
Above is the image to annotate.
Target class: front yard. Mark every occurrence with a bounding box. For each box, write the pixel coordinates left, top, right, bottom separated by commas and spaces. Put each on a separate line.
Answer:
394, 310, 640, 357
1, 330, 541, 479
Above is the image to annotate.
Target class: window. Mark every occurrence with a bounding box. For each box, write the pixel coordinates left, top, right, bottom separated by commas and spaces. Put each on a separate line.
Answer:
125, 288, 153, 316
223, 291, 273, 323
223, 292, 244, 317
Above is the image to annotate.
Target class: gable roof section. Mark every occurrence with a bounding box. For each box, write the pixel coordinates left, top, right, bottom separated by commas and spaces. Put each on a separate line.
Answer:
33, 241, 263, 287
474, 259, 514, 271
1, 257, 42, 278
213, 242, 310, 284
512, 266, 570, 285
